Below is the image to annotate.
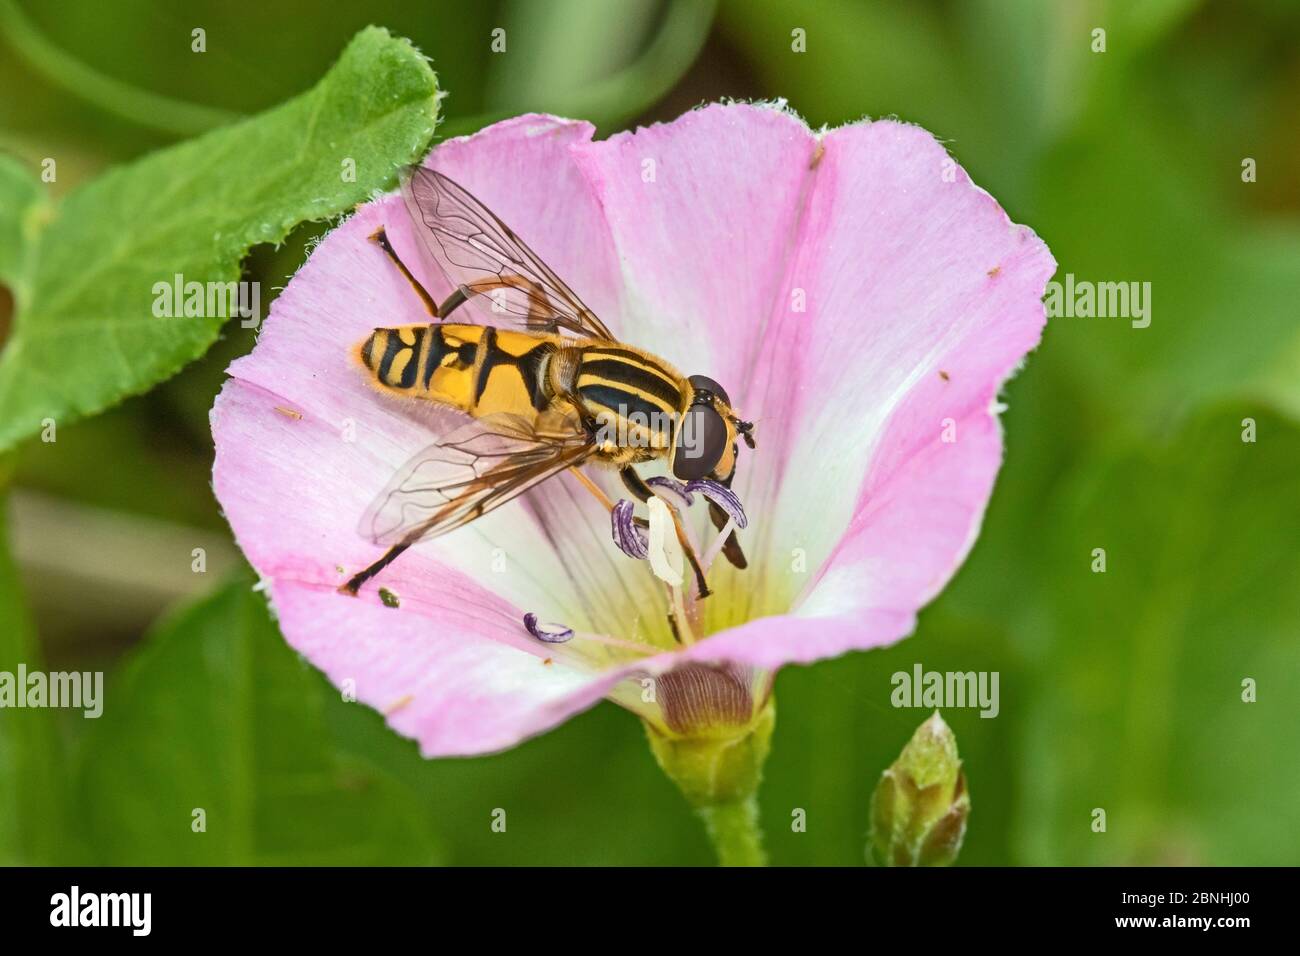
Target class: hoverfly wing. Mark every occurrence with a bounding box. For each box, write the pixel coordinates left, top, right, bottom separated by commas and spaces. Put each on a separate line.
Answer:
401, 167, 617, 341
360, 413, 594, 548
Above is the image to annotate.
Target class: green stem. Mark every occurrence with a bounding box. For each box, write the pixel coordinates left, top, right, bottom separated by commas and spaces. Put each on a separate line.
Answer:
0, 0, 240, 137
699, 797, 767, 867
439, 0, 717, 139
644, 697, 775, 867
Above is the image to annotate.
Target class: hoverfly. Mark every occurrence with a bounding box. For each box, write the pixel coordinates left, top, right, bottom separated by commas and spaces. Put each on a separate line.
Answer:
340, 168, 755, 601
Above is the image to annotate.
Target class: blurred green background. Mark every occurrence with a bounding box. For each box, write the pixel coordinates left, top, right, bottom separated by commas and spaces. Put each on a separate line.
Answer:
2, 0, 1297, 865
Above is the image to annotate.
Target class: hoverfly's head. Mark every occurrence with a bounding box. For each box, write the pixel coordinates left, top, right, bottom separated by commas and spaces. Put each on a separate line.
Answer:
672, 375, 753, 482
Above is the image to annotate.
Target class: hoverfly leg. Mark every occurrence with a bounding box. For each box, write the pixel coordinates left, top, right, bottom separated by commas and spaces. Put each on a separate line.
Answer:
434, 286, 472, 319
369, 227, 439, 318
568, 466, 618, 511
339, 541, 412, 596
664, 587, 684, 644
672, 511, 712, 600
619, 466, 653, 502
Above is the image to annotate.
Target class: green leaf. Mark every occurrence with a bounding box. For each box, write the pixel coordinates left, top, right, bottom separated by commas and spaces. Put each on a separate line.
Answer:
78, 577, 442, 865
0, 154, 49, 290
1017, 406, 1300, 864
0, 494, 69, 864
0, 25, 438, 452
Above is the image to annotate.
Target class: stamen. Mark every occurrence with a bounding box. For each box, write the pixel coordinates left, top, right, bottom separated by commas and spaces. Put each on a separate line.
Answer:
700, 515, 737, 574
611, 498, 649, 559
685, 479, 748, 529
521, 613, 661, 657
646, 496, 685, 586
579, 631, 662, 655
645, 476, 695, 507
523, 612, 575, 644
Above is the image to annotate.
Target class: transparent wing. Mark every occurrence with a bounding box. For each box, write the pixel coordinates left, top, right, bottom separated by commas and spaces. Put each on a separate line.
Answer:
360, 413, 594, 547
401, 166, 616, 340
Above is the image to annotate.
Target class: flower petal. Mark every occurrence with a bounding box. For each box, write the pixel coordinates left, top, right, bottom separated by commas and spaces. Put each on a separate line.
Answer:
213, 380, 634, 755
761, 121, 1052, 618
686, 411, 1007, 669
569, 102, 816, 389
700, 116, 1054, 660
743, 119, 1053, 598
270, 582, 615, 757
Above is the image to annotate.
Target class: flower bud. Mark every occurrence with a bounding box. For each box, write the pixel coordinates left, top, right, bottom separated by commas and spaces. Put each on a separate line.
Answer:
869, 711, 969, 866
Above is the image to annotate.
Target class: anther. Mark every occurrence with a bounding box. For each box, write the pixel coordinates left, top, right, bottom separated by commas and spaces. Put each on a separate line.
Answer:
523, 612, 574, 644
611, 499, 650, 559
684, 479, 748, 529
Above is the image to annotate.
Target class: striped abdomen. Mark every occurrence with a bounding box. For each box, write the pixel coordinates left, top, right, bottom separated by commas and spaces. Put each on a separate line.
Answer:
358, 323, 555, 419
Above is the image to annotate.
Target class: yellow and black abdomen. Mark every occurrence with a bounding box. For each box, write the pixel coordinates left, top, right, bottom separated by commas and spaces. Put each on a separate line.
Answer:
358, 323, 556, 419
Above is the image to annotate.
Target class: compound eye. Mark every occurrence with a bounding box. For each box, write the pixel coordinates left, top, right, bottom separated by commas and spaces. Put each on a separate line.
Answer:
673, 402, 728, 480
688, 374, 730, 407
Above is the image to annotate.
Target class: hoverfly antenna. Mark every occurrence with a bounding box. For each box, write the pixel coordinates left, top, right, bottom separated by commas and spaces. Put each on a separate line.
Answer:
734, 418, 756, 449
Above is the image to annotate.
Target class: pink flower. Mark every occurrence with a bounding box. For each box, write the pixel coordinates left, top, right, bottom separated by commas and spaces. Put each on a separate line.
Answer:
211, 104, 1054, 758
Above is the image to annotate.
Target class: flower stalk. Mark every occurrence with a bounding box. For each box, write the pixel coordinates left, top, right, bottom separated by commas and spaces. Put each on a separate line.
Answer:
645, 695, 775, 866
698, 797, 766, 867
